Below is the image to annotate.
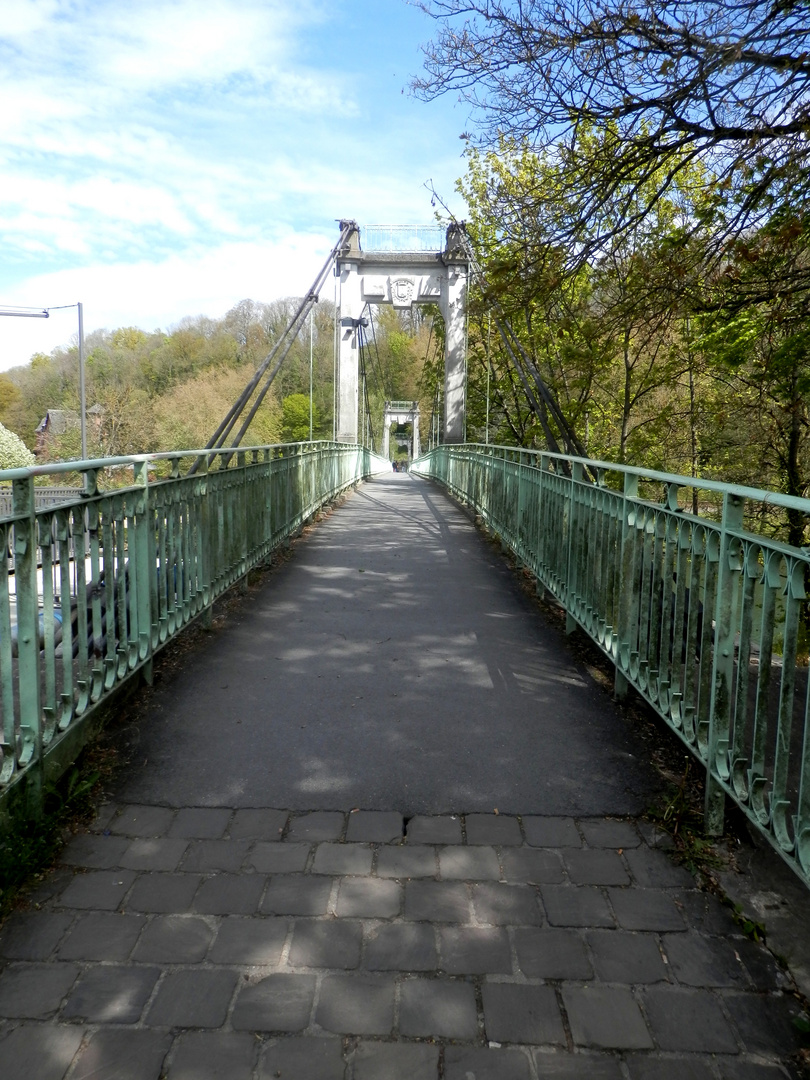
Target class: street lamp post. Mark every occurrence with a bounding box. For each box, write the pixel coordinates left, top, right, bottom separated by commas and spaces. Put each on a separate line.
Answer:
0, 302, 86, 458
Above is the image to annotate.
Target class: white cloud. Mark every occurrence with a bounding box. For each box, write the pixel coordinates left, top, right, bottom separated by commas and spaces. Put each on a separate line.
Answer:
0, 233, 337, 369
0, 0, 471, 374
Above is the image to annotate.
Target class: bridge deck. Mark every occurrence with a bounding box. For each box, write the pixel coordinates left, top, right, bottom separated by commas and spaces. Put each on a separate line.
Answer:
0, 475, 804, 1078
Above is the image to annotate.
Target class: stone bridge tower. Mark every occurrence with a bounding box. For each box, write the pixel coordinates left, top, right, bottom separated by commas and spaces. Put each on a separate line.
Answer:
335, 221, 469, 446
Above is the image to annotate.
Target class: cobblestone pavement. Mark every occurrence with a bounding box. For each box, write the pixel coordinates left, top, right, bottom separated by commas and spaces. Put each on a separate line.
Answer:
0, 804, 803, 1079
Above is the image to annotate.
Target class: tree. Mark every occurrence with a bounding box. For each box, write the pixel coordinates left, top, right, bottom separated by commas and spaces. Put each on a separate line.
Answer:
414, 0, 810, 278
0, 423, 35, 470
281, 394, 325, 443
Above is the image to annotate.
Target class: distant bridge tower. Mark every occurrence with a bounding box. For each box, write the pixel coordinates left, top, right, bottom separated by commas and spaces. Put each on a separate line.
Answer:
382, 400, 421, 460
335, 221, 469, 446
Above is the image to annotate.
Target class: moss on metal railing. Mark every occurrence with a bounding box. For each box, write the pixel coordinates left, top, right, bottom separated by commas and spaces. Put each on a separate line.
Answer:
0, 442, 388, 818
413, 444, 810, 887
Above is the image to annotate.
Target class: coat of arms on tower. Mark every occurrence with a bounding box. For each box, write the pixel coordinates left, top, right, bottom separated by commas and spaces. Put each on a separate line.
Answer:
390, 277, 415, 308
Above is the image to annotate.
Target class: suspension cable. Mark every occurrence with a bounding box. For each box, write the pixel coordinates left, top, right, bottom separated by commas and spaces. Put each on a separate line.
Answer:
189, 220, 355, 473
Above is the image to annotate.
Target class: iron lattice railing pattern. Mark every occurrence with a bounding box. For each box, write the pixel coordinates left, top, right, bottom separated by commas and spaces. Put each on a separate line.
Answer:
413, 445, 810, 886
0, 443, 385, 805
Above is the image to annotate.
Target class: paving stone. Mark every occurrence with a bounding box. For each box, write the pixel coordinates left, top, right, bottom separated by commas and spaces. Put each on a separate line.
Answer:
636, 821, 676, 850
376, 845, 437, 879
587, 930, 670, 983
90, 801, 120, 830
231, 973, 316, 1031
523, 817, 581, 847
120, 837, 189, 871
440, 926, 512, 974
24, 867, 74, 908
531, 1050, 625, 1078
439, 846, 501, 880
514, 927, 592, 980
289, 918, 362, 968
166, 1031, 257, 1079
406, 815, 463, 844
399, 976, 478, 1039
59, 832, 129, 868
608, 888, 687, 932
286, 812, 345, 841
541, 885, 614, 927
146, 968, 238, 1028
501, 847, 565, 884
180, 839, 250, 872
71, 1028, 173, 1080
192, 872, 265, 914
716, 1062, 794, 1080
405, 880, 471, 922
126, 872, 202, 913
445, 1045, 532, 1079
0, 911, 73, 960
335, 877, 402, 918
109, 805, 175, 837
733, 936, 791, 991
579, 818, 642, 848
248, 842, 310, 873
311, 842, 373, 875
207, 916, 288, 965
132, 914, 214, 963
363, 921, 437, 970
680, 891, 739, 934
482, 981, 566, 1045
564, 848, 630, 886
623, 846, 695, 888
641, 986, 739, 1052
57, 912, 146, 960
465, 814, 523, 845
259, 1036, 345, 1080
350, 1040, 439, 1080
315, 973, 396, 1034
345, 811, 404, 843
0, 1023, 84, 1080
229, 808, 289, 840
472, 882, 543, 925
662, 933, 751, 987
562, 985, 653, 1050
167, 807, 232, 838
722, 992, 803, 1056
261, 874, 332, 915
0, 962, 80, 1018
624, 1056, 716, 1080
55, 869, 138, 910
62, 964, 159, 1023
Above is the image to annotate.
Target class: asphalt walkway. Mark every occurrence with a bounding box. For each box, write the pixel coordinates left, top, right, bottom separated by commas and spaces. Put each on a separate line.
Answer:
0, 474, 804, 1078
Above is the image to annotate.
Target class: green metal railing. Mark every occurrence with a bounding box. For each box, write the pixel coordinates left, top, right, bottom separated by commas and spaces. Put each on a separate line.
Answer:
413, 444, 810, 885
0, 442, 387, 811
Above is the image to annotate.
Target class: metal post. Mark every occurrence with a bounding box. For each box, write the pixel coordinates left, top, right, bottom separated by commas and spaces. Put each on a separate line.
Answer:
309, 306, 314, 442
78, 302, 87, 459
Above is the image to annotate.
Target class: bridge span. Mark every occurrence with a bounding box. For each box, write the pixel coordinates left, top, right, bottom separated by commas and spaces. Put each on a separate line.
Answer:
0, 451, 806, 1078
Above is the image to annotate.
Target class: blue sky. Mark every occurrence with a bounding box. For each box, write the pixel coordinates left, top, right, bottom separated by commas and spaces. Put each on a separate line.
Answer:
0, 0, 470, 370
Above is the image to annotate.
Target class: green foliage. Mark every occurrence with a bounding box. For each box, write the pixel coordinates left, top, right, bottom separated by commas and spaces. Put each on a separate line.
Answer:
281, 394, 323, 443
0, 422, 35, 469
731, 903, 767, 944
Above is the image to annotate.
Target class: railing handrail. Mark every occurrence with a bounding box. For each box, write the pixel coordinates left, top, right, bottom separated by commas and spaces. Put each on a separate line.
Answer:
455, 442, 810, 517
0, 440, 346, 484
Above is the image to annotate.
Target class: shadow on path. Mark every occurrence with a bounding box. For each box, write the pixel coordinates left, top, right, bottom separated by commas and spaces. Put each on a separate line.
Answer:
116, 475, 658, 815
